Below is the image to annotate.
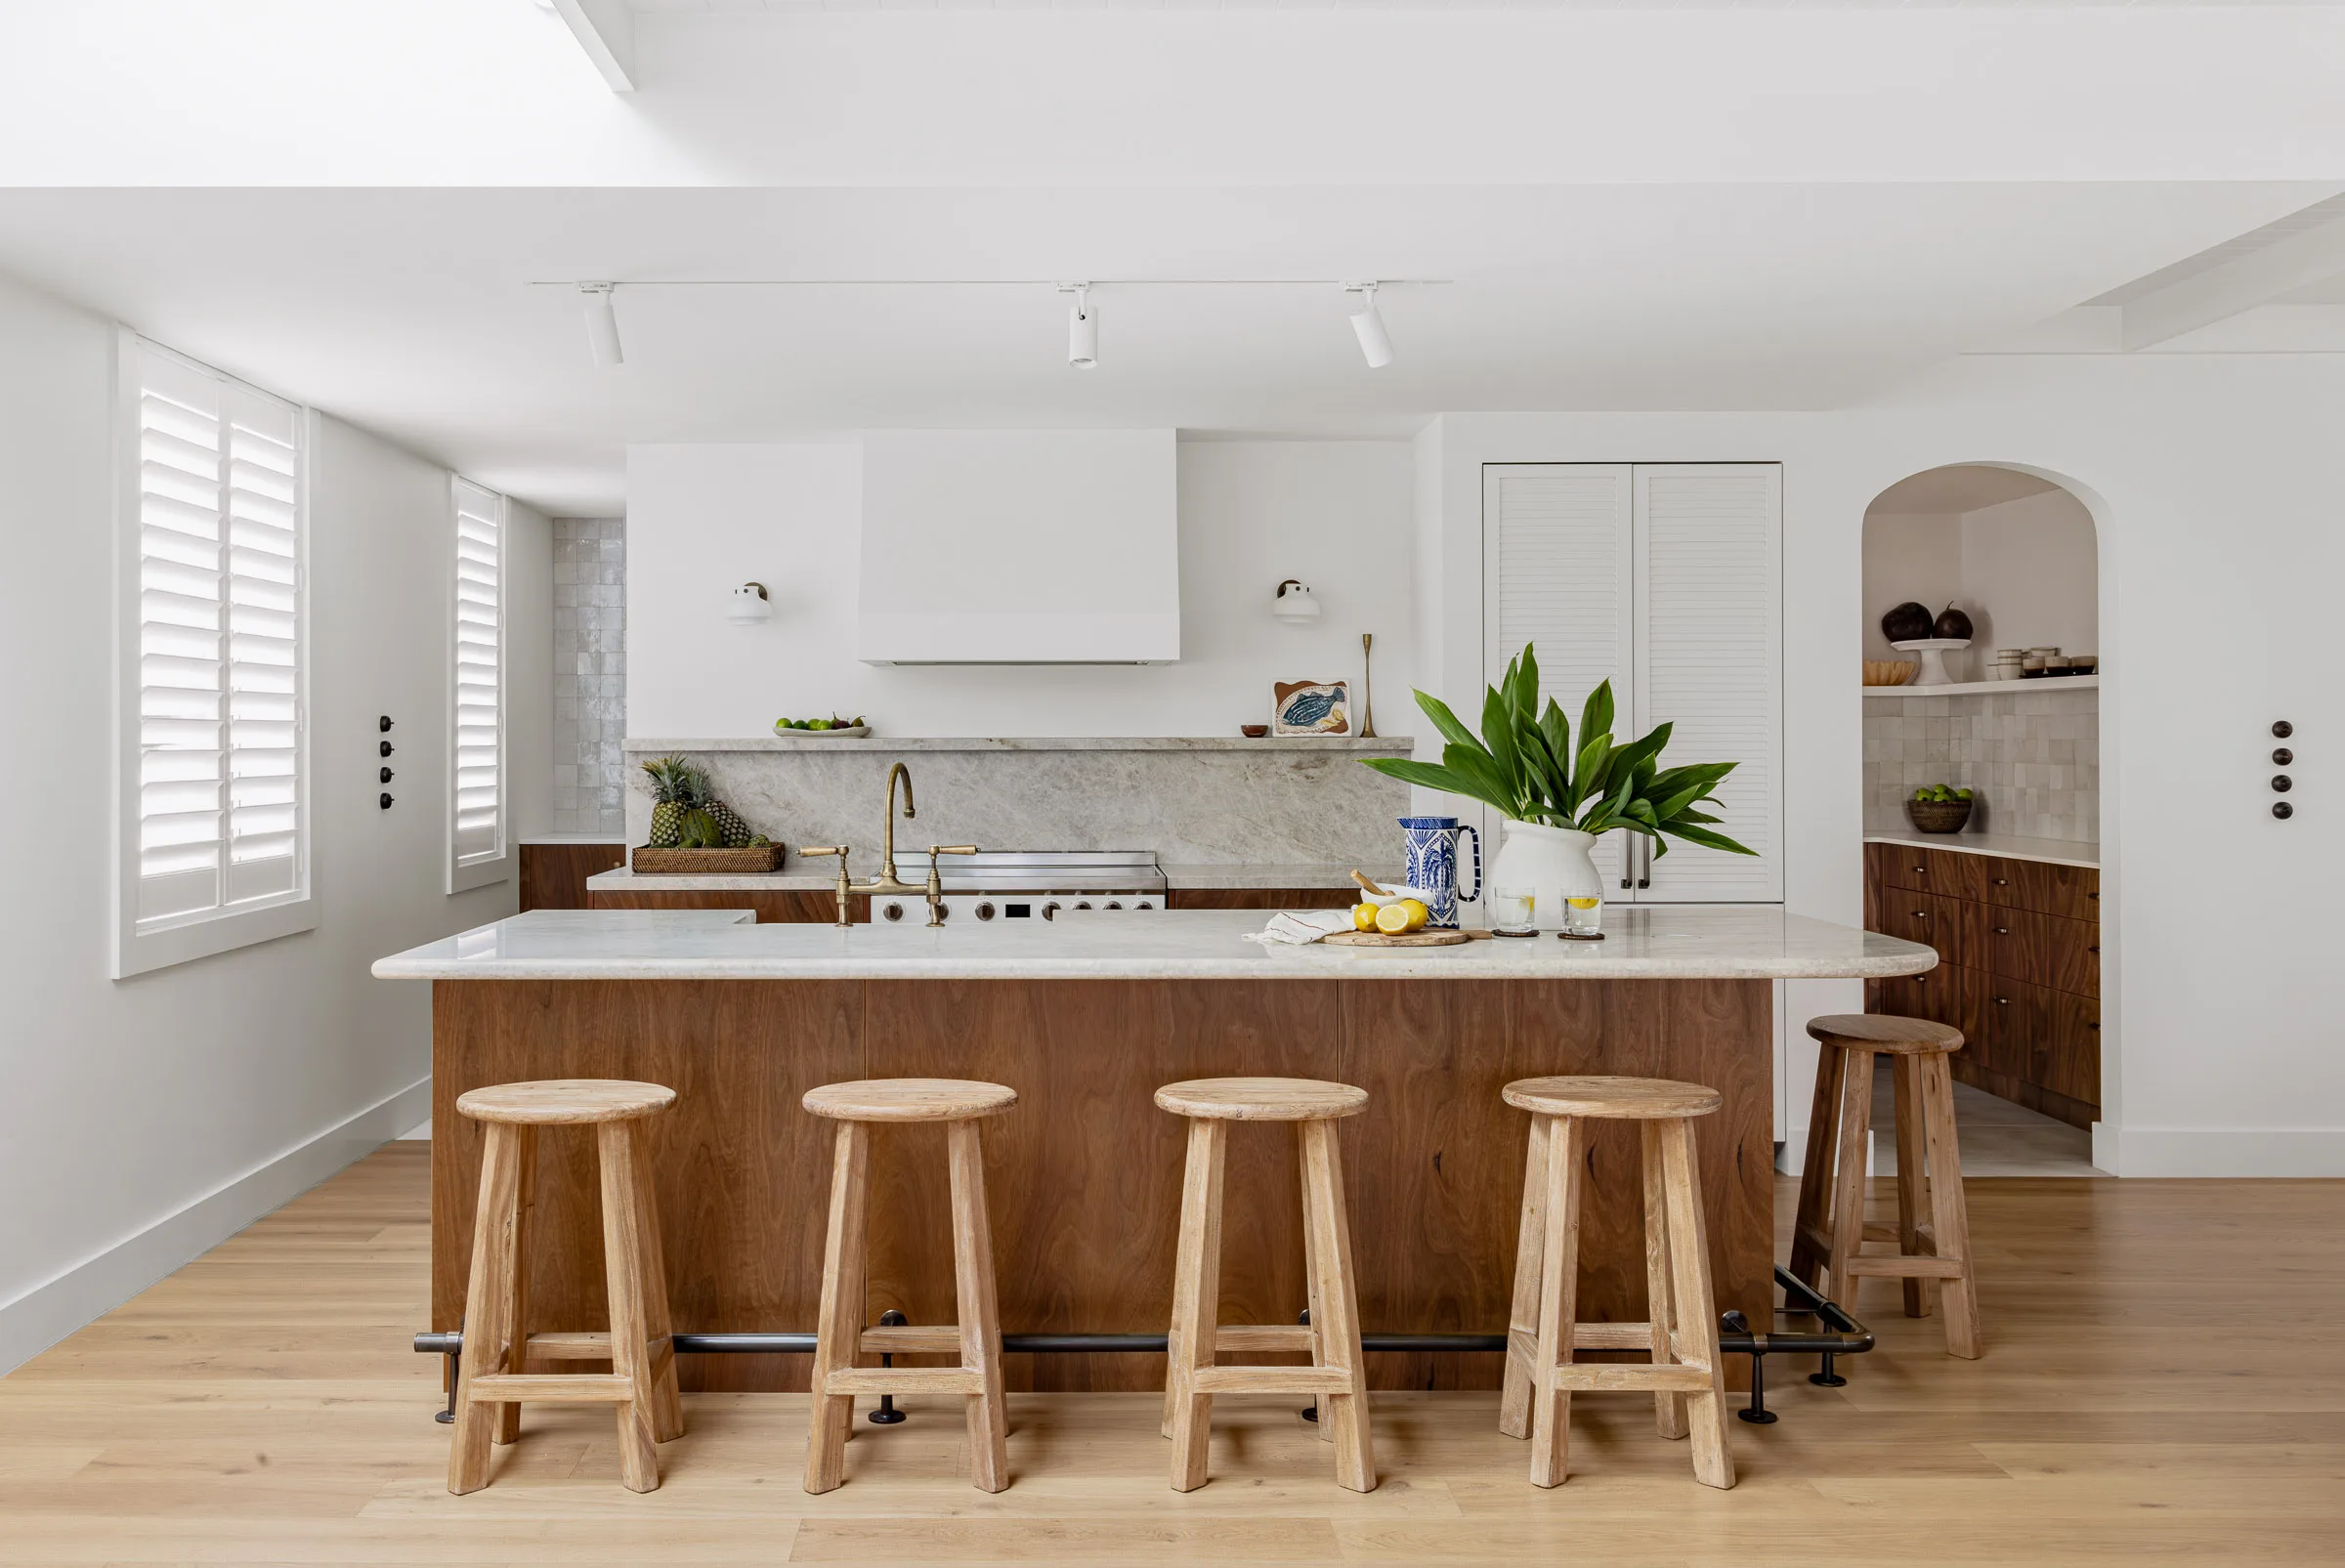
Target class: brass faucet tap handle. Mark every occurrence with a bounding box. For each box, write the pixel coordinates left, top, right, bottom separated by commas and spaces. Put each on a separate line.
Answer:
920, 847, 978, 927
797, 846, 846, 858
928, 845, 979, 856
796, 846, 855, 929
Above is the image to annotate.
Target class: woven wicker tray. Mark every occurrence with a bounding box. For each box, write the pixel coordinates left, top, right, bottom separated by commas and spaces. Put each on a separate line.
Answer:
630, 845, 785, 874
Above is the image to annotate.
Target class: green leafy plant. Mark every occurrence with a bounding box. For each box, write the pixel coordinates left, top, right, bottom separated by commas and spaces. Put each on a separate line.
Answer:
1361, 644, 1757, 860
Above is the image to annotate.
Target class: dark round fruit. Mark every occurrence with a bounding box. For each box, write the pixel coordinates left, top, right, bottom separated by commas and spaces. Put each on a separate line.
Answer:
1882, 601, 1936, 642
1934, 603, 1975, 641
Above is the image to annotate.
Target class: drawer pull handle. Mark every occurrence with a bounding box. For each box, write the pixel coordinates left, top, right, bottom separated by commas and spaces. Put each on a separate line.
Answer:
1911, 911, 1928, 918
2086, 1022, 2100, 1031
2088, 891, 2098, 900
1994, 996, 2009, 1006
1993, 926, 2009, 935
2088, 946, 2100, 954
1991, 877, 2009, 886
1912, 866, 1926, 874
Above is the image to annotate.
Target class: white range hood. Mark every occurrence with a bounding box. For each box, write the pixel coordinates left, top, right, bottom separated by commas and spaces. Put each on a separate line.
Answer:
857, 429, 1180, 664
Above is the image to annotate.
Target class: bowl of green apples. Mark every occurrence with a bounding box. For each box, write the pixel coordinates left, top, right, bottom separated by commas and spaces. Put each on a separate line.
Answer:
1906, 784, 1974, 834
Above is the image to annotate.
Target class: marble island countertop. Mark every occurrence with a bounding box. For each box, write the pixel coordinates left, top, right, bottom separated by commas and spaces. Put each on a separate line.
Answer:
375, 907, 1934, 983
585, 863, 1401, 894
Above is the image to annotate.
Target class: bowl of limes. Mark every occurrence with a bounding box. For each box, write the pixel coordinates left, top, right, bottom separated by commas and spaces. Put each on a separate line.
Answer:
774, 715, 869, 738
1906, 784, 1975, 834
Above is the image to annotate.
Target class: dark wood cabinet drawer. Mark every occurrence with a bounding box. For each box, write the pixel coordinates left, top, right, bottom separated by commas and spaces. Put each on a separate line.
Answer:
1878, 844, 1983, 902
1973, 908, 2101, 998
1874, 961, 1982, 1050
1976, 854, 2099, 923
2044, 988, 2103, 1105
1875, 890, 1975, 970
1978, 973, 2100, 1096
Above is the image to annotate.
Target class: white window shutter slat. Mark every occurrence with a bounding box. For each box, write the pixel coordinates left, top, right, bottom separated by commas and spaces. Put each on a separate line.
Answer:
450, 479, 505, 874
129, 342, 306, 927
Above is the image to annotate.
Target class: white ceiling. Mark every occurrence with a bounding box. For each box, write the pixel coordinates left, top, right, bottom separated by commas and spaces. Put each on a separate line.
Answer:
0, 183, 2322, 514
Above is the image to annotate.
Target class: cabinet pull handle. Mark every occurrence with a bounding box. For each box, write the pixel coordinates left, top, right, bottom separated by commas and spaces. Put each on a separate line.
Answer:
1993, 926, 2010, 935
1994, 996, 2009, 1006
2088, 945, 2100, 954
1912, 866, 1926, 874
1911, 911, 1928, 918
2086, 1022, 2100, 1031
1991, 877, 2009, 886
2088, 891, 2098, 900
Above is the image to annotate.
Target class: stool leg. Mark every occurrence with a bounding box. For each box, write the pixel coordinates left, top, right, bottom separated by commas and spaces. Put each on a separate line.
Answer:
948, 1119, 1010, 1493
596, 1122, 661, 1494
626, 1120, 686, 1442
1526, 1115, 1584, 1489
1300, 1119, 1375, 1494
1825, 1047, 1876, 1305
1920, 1054, 1983, 1359
1640, 1121, 1689, 1442
1891, 1053, 1934, 1320
1497, 1112, 1552, 1440
1165, 1117, 1226, 1492
448, 1122, 522, 1495
806, 1120, 872, 1495
1658, 1118, 1735, 1490
1788, 1043, 1845, 1292
1298, 1123, 1332, 1443
493, 1125, 536, 1447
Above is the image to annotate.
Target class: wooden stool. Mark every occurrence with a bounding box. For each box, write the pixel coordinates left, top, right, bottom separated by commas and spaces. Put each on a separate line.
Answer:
1498, 1077, 1734, 1490
448, 1080, 683, 1496
1789, 1014, 1983, 1358
1154, 1077, 1375, 1495
801, 1078, 1017, 1495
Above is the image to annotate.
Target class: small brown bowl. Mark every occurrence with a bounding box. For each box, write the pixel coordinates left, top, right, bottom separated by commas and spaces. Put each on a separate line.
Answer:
1240, 724, 1269, 738
1906, 798, 1974, 834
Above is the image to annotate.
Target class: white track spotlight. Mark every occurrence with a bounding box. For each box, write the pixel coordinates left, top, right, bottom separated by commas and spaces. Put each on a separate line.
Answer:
1064, 283, 1098, 369
1344, 282, 1393, 369
579, 282, 623, 367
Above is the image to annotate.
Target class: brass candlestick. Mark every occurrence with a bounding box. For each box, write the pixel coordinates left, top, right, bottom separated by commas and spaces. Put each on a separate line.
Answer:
1360, 632, 1377, 738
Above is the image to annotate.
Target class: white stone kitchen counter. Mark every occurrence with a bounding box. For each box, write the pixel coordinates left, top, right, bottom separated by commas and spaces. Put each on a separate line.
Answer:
585, 864, 1407, 894
375, 907, 1933, 983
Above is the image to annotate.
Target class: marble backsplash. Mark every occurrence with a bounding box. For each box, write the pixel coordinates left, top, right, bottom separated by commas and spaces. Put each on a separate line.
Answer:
620, 738, 1416, 866
1864, 687, 2098, 843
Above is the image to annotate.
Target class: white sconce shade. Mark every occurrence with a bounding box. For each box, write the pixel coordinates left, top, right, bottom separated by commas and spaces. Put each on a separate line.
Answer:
1067, 284, 1098, 369
1345, 283, 1392, 369
727, 581, 774, 624
1273, 578, 1321, 625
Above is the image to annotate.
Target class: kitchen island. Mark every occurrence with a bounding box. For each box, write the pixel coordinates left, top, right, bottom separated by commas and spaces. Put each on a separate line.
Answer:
377, 908, 1932, 1394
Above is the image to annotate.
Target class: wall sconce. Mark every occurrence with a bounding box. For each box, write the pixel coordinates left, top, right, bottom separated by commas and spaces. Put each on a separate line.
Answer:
1273, 579, 1321, 625
726, 581, 774, 624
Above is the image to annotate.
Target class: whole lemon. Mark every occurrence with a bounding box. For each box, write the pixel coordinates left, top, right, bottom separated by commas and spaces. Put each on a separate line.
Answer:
1398, 898, 1430, 932
1351, 903, 1380, 932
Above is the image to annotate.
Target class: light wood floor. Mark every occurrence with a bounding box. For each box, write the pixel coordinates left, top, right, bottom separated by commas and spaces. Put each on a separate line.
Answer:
4, 1142, 2343, 1564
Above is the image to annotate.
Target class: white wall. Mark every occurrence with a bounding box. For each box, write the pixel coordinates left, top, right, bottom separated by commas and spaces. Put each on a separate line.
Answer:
1863, 488, 2098, 667
506, 498, 554, 840
0, 273, 530, 1371
1418, 350, 2342, 1178
627, 439, 1414, 741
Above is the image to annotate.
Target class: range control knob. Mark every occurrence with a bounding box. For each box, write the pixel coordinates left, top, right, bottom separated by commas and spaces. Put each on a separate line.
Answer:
1136, 900, 1155, 911
1074, 901, 1093, 911
881, 901, 905, 922
1042, 901, 1062, 921
975, 901, 996, 921
1104, 901, 1124, 911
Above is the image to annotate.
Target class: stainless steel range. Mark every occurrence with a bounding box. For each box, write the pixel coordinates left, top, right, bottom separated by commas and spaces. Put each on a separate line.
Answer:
867, 850, 1170, 926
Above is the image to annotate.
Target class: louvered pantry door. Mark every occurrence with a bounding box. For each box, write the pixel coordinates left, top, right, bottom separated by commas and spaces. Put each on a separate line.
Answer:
1483, 464, 1635, 892
1631, 464, 1783, 903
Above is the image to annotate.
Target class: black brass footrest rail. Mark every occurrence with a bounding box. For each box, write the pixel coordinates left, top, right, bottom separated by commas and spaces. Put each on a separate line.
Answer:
416, 1266, 1869, 1427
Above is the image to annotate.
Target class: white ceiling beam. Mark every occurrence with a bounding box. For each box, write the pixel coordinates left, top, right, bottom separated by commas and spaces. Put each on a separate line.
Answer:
550, 0, 635, 93
2122, 216, 2345, 351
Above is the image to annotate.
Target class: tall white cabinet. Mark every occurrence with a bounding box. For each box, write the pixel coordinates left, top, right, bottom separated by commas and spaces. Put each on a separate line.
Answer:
1482, 463, 1783, 904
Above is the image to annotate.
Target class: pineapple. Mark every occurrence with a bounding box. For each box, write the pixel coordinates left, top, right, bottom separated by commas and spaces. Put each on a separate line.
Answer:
641, 753, 704, 848
676, 808, 722, 849
708, 799, 753, 849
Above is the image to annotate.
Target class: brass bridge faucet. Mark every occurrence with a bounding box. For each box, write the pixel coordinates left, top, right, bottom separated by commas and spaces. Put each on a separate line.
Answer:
798, 764, 977, 927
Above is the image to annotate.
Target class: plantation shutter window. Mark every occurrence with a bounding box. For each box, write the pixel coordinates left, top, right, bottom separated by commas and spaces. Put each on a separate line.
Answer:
449, 478, 508, 887
117, 336, 312, 975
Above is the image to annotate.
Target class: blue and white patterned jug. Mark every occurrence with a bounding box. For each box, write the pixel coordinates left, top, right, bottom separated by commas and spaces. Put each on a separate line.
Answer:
1398, 815, 1482, 929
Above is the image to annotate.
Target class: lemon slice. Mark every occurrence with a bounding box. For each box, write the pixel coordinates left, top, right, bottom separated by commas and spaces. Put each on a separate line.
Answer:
1374, 903, 1414, 935
1352, 903, 1380, 932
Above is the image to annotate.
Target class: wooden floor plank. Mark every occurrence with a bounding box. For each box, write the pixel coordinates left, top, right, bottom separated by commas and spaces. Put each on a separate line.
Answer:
0, 1145, 2337, 1564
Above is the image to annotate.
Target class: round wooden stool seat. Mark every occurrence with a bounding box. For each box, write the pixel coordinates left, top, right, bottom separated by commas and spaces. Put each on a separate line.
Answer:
1806, 1014, 1965, 1054
455, 1080, 676, 1124
803, 1078, 1017, 1123
1502, 1076, 1721, 1121
1153, 1077, 1368, 1122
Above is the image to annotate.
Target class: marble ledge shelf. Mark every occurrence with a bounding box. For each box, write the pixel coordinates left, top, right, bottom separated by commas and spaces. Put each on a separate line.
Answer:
621, 735, 1415, 754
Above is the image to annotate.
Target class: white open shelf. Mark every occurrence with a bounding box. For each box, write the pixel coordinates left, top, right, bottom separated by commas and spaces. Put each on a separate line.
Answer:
1862, 675, 2098, 699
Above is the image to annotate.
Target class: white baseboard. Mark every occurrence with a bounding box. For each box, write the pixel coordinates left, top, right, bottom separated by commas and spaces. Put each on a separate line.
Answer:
0, 1074, 432, 1375
2096, 1126, 2345, 1178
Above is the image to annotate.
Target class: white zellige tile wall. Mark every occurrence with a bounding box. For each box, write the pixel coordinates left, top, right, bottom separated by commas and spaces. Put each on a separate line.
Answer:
552, 517, 626, 834
1863, 686, 2098, 844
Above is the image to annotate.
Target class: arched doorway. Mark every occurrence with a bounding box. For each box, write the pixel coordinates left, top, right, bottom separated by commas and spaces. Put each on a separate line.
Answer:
1859, 464, 2104, 1172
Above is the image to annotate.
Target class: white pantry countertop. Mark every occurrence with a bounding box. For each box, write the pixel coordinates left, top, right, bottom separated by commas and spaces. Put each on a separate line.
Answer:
585, 864, 1404, 894
1865, 829, 2098, 869
374, 907, 1934, 984
623, 735, 1415, 754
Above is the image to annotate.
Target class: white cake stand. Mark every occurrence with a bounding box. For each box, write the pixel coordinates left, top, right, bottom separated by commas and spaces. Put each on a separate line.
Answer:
1891, 638, 1972, 686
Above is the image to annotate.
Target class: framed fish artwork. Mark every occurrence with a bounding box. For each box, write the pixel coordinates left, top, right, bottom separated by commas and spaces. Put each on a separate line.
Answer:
1271, 679, 1351, 736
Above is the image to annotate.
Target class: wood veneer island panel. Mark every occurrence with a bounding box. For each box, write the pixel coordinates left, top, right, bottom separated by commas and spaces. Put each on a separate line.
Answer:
429, 974, 1771, 1394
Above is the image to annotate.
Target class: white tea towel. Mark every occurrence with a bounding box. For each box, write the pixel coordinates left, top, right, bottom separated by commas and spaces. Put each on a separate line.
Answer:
1243, 909, 1359, 946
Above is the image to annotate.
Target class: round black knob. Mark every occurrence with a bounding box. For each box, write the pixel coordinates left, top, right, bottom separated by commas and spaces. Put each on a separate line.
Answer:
882, 902, 904, 921
378, 792, 393, 810
1041, 901, 1061, 921
2273, 775, 2292, 792
1104, 901, 1124, 911
379, 741, 394, 757
2273, 720, 2293, 739
2274, 747, 2294, 766
2274, 801, 2294, 820
379, 767, 394, 784
378, 715, 394, 733
974, 902, 996, 921
1074, 901, 1093, 911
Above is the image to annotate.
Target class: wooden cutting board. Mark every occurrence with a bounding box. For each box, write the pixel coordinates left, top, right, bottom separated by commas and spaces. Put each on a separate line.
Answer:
1321, 928, 1489, 949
